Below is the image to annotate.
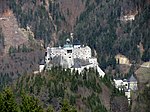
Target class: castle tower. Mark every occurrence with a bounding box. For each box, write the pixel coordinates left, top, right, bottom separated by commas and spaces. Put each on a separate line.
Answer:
45, 47, 51, 64
61, 39, 74, 68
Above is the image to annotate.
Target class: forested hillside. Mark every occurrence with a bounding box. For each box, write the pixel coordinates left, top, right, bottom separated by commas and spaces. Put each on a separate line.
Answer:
4, 0, 149, 65
9, 67, 128, 112
74, 0, 150, 64
1, 65, 149, 112
0, 0, 149, 112
0, 88, 77, 112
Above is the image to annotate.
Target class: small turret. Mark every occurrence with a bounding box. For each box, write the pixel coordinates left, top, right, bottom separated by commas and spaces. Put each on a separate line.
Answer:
39, 59, 45, 72
70, 33, 74, 42
64, 38, 73, 49
66, 38, 71, 44
45, 47, 51, 63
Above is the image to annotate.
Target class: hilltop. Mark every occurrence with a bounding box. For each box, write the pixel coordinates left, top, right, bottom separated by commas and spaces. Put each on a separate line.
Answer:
0, 0, 149, 111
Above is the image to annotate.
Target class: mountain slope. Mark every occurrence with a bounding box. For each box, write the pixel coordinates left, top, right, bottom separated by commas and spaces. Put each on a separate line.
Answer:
12, 67, 129, 112
6, 0, 149, 64
0, 9, 28, 53
74, 0, 150, 64
0, 1, 149, 111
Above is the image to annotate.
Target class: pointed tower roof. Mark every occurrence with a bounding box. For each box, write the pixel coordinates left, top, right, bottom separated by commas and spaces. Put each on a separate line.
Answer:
40, 59, 45, 65
128, 74, 137, 82
72, 62, 81, 68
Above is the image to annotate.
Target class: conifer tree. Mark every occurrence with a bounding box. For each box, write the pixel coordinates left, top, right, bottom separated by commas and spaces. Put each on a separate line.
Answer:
0, 88, 19, 112
20, 93, 44, 112
61, 99, 77, 112
47, 105, 54, 112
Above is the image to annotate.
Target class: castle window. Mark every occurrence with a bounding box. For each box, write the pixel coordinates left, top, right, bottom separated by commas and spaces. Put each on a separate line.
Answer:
67, 50, 72, 53
45, 52, 47, 56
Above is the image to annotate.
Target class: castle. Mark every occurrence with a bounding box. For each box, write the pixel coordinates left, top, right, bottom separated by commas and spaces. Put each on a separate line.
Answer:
39, 38, 105, 77
114, 75, 138, 104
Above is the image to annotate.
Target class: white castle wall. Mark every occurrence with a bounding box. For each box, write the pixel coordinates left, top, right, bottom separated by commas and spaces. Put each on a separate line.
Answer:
96, 65, 105, 77
46, 45, 92, 64
39, 65, 45, 72
89, 58, 98, 66
44, 41, 105, 77
114, 77, 138, 105
61, 47, 74, 68
72, 46, 91, 59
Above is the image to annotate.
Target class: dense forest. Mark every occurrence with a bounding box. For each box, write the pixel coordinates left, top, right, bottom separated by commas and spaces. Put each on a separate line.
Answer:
0, 66, 149, 112
0, 88, 77, 112
1, 67, 129, 112
0, 0, 149, 112
4, 0, 149, 66
74, 0, 150, 63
